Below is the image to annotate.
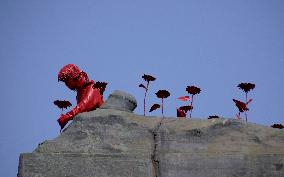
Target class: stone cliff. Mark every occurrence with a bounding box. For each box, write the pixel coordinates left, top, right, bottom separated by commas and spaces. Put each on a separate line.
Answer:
18, 90, 284, 177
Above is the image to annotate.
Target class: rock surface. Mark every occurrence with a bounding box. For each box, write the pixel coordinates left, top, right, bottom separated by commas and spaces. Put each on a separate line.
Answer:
18, 91, 284, 177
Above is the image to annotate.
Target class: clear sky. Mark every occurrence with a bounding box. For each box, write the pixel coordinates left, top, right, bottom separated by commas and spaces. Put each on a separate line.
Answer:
1, 0, 283, 176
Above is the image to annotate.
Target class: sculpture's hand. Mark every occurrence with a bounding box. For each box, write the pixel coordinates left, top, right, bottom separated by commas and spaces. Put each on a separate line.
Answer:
57, 114, 71, 132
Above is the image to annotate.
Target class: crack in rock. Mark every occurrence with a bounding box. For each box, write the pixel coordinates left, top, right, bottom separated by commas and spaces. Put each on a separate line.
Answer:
151, 118, 164, 177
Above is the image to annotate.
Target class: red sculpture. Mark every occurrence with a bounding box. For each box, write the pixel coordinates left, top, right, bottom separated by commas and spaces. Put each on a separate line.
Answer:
57, 64, 104, 131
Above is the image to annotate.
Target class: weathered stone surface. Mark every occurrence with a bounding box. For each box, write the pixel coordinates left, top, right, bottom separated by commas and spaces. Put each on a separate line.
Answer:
156, 118, 284, 177
18, 91, 284, 177
34, 109, 158, 154
19, 153, 152, 177
100, 90, 137, 112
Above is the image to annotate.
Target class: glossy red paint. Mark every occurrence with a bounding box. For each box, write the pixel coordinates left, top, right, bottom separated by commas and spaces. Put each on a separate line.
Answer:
57, 64, 104, 132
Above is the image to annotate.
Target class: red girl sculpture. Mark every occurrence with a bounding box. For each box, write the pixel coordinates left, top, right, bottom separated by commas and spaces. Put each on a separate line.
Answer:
57, 64, 104, 131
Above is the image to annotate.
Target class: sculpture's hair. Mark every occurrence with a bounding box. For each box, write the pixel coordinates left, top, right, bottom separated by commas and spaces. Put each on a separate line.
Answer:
58, 64, 81, 82
58, 64, 90, 83
58, 64, 91, 91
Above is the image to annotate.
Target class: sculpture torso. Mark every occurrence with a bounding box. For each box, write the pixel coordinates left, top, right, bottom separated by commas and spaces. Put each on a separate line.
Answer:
76, 80, 104, 112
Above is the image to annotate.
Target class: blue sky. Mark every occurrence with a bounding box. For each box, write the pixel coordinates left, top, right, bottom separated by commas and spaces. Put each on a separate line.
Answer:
1, 0, 284, 176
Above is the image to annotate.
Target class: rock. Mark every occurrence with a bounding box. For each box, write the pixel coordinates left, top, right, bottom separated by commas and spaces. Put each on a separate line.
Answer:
18, 91, 284, 177
157, 118, 284, 177
100, 90, 137, 112
19, 108, 159, 177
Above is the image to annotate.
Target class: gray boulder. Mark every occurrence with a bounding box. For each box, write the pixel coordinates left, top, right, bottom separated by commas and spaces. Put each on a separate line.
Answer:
100, 90, 137, 112
18, 91, 284, 177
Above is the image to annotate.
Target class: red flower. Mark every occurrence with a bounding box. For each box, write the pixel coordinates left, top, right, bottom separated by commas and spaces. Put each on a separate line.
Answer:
155, 90, 170, 99
142, 74, 156, 82
139, 74, 156, 116
233, 99, 249, 112
54, 100, 72, 110
149, 104, 160, 112
93, 81, 108, 95
185, 85, 201, 118
154, 89, 170, 117
271, 124, 284, 129
186, 86, 201, 95
238, 83, 255, 93
235, 83, 255, 122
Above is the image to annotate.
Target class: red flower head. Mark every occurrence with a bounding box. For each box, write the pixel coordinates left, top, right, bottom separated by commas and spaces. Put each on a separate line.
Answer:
233, 99, 249, 112
93, 81, 108, 95
155, 90, 170, 99
149, 104, 161, 112
238, 83, 255, 93
142, 74, 156, 82
58, 64, 81, 82
139, 74, 156, 116
186, 86, 201, 95
54, 100, 72, 110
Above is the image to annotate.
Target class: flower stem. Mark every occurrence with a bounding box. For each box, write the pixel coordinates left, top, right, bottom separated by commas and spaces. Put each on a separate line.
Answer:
143, 82, 149, 116
162, 98, 164, 118
245, 92, 248, 122
237, 112, 240, 119
189, 94, 194, 118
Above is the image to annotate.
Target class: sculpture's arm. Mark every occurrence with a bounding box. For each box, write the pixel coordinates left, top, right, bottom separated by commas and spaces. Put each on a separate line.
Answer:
57, 87, 103, 130
67, 88, 103, 118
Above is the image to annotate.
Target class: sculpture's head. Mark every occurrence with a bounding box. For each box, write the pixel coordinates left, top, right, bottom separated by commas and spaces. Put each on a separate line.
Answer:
58, 64, 89, 90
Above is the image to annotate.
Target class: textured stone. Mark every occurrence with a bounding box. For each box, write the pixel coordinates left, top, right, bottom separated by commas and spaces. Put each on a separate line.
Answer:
156, 118, 284, 177
19, 108, 159, 177
18, 91, 284, 177
19, 153, 152, 177
100, 90, 137, 112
